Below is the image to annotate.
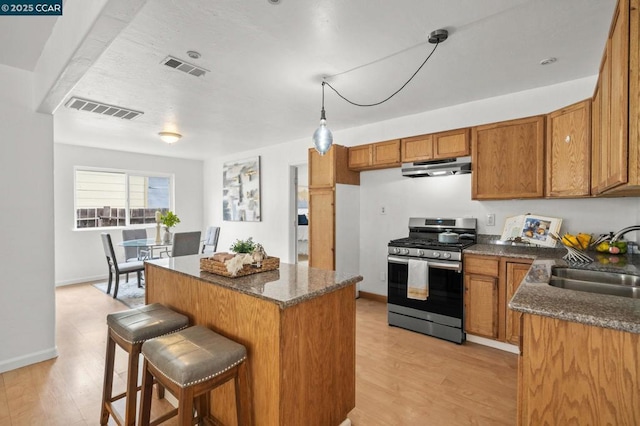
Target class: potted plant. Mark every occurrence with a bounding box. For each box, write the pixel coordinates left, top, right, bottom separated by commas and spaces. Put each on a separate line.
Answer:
229, 237, 256, 254
160, 211, 180, 243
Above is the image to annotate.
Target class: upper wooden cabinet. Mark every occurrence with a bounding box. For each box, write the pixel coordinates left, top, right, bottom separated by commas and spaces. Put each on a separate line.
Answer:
309, 145, 359, 189
471, 115, 545, 200
545, 99, 592, 197
348, 139, 400, 171
592, 0, 640, 195
401, 128, 470, 163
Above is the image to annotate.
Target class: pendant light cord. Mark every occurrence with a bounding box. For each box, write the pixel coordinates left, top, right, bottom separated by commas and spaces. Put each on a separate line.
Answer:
323, 41, 440, 108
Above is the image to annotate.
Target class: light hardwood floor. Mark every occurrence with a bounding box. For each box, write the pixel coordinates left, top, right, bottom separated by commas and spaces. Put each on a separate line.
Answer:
0, 284, 517, 425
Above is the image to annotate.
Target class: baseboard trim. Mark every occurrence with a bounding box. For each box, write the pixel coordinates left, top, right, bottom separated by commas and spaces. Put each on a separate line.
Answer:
56, 274, 109, 287
358, 291, 387, 303
466, 334, 520, 354
0, 347, 59, 374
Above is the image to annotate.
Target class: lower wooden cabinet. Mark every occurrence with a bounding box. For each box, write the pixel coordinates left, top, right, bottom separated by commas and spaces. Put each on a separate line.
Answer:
463, 254, 532, 343
464, 274, 499, 339
518, 314, 640, 425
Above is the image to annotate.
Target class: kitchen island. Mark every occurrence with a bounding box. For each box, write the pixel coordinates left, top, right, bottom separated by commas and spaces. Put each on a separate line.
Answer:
145, 255, 363, 426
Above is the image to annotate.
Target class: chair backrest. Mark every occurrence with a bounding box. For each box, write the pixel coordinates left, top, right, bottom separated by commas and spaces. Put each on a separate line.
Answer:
202, 226, 220, 253
122, 229, 147, 261
171, 231, 202, 257
100, 233, 119, 273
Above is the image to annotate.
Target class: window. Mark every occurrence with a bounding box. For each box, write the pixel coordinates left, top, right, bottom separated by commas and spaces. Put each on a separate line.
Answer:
74, 168, 173, 229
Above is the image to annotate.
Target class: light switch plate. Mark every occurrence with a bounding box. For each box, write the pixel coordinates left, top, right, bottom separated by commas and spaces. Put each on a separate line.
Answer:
487, 213, 496, 226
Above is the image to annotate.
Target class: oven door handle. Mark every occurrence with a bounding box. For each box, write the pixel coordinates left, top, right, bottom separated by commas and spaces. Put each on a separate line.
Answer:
387, 256, 462, 273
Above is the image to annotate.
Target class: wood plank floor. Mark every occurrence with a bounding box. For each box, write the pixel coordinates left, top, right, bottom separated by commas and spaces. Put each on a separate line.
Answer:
0, 284, 517, 425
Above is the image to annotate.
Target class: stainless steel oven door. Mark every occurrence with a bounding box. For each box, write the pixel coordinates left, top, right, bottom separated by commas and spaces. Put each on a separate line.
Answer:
387, 255, 464, 320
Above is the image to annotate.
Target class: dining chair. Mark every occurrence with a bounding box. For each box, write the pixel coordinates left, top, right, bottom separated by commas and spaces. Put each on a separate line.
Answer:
122, 228, 148, 281
166, 231, 202, 257
100, 233, 145, 299
201, 226, 220, 253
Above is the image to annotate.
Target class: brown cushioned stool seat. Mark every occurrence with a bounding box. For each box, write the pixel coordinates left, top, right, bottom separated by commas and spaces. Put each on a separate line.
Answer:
138, 325, 248, 426
100, 303, 189, 426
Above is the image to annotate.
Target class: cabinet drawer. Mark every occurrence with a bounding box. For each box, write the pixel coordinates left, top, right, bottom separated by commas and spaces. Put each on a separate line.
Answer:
464, 255, 500, 277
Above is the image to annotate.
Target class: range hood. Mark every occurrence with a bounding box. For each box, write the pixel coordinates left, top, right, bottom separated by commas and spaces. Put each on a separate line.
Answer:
401, 156, 471, 178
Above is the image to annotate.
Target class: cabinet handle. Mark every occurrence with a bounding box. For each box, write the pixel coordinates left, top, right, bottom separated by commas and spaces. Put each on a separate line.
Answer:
564, 135, 571, 143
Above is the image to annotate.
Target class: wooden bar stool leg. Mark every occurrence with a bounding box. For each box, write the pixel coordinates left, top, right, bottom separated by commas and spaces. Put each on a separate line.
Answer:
178, 387, 195, 426
100, 332, 116, 425
139, 360, 154, 426
124, 343, 141, 426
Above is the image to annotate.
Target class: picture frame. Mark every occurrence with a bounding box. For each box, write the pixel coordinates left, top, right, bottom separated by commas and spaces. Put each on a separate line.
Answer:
223, 156, 261, 222
501, 214, 562, 248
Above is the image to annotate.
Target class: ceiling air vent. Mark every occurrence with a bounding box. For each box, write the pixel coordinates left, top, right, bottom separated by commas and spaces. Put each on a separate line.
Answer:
161, 55, 208, 77
64, 97, 143, 120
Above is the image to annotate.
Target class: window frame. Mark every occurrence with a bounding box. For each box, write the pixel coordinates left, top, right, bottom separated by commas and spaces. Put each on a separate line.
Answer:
73, 166, 175, 231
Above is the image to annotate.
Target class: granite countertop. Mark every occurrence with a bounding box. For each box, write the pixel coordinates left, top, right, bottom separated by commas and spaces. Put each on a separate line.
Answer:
146, 254, 363, 309
464, 239, 640, 334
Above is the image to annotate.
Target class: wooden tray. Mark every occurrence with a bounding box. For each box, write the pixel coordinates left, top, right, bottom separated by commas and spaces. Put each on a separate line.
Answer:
200, 256, 280, 277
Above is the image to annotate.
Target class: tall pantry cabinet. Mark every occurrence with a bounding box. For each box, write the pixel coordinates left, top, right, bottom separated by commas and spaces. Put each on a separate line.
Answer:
308, 145, 360, 275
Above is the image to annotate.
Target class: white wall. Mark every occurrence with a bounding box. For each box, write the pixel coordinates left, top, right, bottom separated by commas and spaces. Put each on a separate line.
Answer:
204, 145, 308, 263
203, 75, 640, 296
54, 143, 204, 285
0, 64, 56, 373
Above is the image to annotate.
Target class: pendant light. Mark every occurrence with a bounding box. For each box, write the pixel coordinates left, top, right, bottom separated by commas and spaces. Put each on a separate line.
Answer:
312, 29, 448, 154
312, 81, 333, 156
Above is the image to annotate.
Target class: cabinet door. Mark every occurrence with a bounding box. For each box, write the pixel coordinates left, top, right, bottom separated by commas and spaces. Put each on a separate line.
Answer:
433, 128, 470, 159
472, 116, 545, 200
464, 274, 499, 339
505, 261, 532, 346
401, 134, 433, 162
591, 79, 602, 194
604, 0, 629, 191
348, 145, 372, 170
308, 188, 335, 270
546, 100, 592, 197
309, 147, 335, 188
372, 140, 401, 167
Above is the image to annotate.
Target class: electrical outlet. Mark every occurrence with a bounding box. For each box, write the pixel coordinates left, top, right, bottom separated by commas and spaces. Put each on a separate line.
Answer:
380, 271, 386, 281
487, 213, 496, 226
380, 206, 387, 215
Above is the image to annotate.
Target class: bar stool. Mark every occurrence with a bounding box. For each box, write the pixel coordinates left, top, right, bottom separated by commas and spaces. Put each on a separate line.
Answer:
100, 303, 189, 426
138, 325, 248, 426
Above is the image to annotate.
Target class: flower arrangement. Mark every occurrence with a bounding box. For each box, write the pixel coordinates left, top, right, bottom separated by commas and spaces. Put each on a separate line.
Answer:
160, 211, 181, 228
230, 237, 256, 253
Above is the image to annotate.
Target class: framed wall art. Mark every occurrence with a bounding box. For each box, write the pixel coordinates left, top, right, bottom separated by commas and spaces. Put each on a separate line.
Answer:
223, 156, 261, 222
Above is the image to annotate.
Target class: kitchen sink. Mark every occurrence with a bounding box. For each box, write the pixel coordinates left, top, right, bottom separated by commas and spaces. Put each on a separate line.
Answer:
549, 268, 640, 299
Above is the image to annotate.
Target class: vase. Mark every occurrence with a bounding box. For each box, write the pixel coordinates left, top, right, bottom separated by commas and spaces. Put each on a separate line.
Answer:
163, 226, 172, 244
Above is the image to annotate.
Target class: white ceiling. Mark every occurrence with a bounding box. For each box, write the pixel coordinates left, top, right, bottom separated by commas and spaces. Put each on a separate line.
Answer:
10, 0, 620, 160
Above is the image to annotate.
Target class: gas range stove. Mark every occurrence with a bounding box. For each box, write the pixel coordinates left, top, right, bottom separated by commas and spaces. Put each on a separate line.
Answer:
388, 217, 477, 261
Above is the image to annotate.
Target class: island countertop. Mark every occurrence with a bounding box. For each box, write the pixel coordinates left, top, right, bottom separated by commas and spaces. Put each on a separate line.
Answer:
146, 254, 363, 309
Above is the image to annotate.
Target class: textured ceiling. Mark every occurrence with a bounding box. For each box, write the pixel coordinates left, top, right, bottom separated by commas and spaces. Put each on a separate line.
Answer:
42, 0, 617, 159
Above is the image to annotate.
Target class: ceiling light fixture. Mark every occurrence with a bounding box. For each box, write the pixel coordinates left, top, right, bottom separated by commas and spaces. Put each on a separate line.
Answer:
187, 50, 201, 59
312, 82, 333, 156
540, 57, 557, 65
312, 28, 449, 155
158, 131, 182, 144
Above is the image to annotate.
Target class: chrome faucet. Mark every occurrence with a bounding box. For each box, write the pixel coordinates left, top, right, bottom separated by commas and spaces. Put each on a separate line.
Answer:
610, 225, 640, 243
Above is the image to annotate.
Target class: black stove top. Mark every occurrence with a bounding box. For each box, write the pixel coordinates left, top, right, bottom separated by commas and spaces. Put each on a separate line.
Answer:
388, 237, 475, 251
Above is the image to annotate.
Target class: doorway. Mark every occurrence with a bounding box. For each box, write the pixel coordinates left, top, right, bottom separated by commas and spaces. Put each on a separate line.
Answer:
291, 163, 309, 265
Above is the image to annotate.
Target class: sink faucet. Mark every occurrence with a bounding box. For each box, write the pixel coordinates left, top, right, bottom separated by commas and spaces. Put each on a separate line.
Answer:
610, 225, 640, 243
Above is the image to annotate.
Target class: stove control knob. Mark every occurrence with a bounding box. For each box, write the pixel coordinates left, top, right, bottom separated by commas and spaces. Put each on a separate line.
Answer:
417, 249, 424, 257
391, 247, 399, 254
402, 249, 410, 255
442, 252, 451, 259
432, 252, 441, 258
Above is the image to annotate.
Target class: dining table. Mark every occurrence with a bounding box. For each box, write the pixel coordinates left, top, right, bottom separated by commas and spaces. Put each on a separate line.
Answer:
118, 238, 172, 260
